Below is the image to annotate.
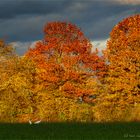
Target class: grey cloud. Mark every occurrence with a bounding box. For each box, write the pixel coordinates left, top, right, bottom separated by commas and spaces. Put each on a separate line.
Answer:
107, 0, 140, 5
0, 0, 137, 19
0, 13, 64, 42
0, 0, 67, 19
83, 8, 138, 40
10, 40, 38, 55
65, 3, 139, 40
0, 0, 139, 42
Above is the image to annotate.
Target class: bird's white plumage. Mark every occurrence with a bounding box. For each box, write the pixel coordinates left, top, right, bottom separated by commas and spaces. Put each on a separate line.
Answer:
29, 119, 41, 124
29, 120, 32, 124
34, 120, 41, 124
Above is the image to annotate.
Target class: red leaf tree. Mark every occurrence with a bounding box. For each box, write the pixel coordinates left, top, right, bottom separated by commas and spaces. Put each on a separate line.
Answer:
26, 22, 106, 103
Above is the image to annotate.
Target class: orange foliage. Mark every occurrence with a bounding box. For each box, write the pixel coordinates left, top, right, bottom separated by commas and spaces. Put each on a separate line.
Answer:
26, 22, 106, 103
96, 14, 140, 121
106, 14, 140, 103
2, 15, 140, 123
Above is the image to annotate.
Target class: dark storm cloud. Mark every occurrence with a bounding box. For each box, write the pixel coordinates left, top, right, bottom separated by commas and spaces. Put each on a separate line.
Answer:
0, 0, 67, 19
0, 0, 139, 42
64, 1, 139, 39
78, 4, 140, 39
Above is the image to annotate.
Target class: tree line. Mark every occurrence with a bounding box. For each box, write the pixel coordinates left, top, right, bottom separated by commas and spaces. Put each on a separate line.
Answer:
0, 14, 140, 123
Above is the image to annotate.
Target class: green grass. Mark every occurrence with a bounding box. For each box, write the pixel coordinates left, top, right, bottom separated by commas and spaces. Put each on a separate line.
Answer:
0, 122, 140, 140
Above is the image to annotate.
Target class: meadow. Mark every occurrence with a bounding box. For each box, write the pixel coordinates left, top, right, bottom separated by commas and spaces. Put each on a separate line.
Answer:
0, 122, 140, 140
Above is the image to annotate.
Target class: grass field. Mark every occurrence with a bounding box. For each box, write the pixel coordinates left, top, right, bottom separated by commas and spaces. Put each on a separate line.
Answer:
0, 122, 140, 140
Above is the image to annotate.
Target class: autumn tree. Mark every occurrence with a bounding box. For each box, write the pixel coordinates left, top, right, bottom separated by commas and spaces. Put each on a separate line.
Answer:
37, 90, 93, 122
0, 40, 41, 122
26, 22, 106, 103
0, 40, 18, 122
95, 14, 140, 122
0, 39, 95, 123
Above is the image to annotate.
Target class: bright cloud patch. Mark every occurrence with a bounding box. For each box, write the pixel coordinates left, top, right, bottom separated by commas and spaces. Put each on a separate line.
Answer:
110, 0, 140, 5
92, 39, 107, 51
9, 41, 38, 55
10, 39, 107, 56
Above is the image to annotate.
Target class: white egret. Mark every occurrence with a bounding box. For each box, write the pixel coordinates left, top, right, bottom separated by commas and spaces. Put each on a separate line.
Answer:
29, 120, 32, 125
34, 120, 42, 124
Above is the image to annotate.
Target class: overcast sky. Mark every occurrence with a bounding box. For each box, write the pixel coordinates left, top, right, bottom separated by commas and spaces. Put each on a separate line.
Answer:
0, 0, 140, 54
